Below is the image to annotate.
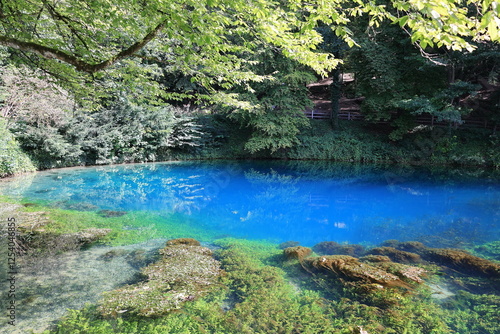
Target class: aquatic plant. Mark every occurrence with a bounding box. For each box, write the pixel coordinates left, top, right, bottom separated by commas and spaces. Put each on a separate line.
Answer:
39, 237, 500, 334
278, 240, 300, 249
313, 241, 365, 257
303, 255, 413, 290
283, 246, 313, 261
98, 240, 222, 317
165, 238, 200, 246
367, 246, 422, 264
474, 241, 500, 261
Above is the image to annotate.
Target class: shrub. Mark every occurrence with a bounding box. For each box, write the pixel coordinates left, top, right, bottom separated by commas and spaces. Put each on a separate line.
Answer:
0, 117, 36, 177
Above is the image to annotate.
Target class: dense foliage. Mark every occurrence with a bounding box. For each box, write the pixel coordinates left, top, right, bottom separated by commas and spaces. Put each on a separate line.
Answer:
0, 117, 36, 177
0, 0, 498, 170
0, 0, 498, 104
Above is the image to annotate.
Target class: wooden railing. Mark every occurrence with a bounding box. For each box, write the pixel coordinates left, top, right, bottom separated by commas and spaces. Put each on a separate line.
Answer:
304, 108, 496, 130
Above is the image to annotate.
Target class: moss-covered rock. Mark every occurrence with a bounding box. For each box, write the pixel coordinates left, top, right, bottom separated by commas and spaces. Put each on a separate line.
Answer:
372, 262, 427, 284
97, 209, 127, 218
359, 255, 392, 263
73, 228, 112, 244
283, 246, 312, 261
382, 240, 426, 253
385, 240, 500, 279
423, 248, 500, 278
302, 255, 410, 289
367, 246, 421, 264
312, 241, 365, 256
166, 238, 201, 246
98, 242, 222, 317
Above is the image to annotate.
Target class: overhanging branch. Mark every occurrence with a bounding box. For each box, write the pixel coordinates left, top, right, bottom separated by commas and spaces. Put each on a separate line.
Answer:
0, 19, 167, 73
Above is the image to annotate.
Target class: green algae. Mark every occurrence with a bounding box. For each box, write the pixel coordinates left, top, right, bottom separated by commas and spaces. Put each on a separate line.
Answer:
39, 237, 499, 334
98, 241, 223, 318
2, 199, 497, 334
0, 197, 222, 248
473, 241, 500, 262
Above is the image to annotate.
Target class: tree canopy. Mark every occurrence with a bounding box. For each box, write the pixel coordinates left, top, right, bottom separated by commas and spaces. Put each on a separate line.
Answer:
1, 0, 498, 106
0, 0, 499, 158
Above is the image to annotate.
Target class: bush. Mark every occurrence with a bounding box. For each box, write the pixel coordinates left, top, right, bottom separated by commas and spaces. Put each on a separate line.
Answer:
74, 99, 204, 164
286, 120, 395, 163
0, 117, 36, 177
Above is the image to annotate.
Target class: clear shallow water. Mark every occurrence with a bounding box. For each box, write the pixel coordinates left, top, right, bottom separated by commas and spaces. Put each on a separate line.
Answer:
1, 161, 499, 248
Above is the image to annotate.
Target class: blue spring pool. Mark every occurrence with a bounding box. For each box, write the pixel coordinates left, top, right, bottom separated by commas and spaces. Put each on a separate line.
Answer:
1, 161, 498, 248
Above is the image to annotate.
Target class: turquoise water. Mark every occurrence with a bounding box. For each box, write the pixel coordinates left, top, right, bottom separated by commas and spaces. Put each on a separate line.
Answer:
1, 161, 498, 248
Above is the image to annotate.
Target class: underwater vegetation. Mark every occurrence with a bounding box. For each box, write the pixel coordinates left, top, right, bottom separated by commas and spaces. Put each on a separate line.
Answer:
1, 198, 499, 334
473, 240, 500, 261
98, 239, 222, 317
38, 238, 500, 334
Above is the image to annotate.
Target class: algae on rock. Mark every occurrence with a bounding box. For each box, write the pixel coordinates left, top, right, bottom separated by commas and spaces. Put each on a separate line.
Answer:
98, 239, 222, 317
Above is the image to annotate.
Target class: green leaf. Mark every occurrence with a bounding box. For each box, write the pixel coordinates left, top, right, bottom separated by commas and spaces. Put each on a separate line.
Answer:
398, 16, 409, 27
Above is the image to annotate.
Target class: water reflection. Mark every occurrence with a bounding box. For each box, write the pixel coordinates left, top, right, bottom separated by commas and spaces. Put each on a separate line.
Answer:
0, 161, 498, 247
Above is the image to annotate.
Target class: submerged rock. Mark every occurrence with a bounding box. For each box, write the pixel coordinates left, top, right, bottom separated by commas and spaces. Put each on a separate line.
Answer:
382, 240, 426, 253
359, 255, 392, 263
372, 262, 427, 284
283, 246, 312, 261
302, 255, 409, 289
367, 247, 421, 264
73, 228, 112, 244
423, 248, 500, 278
24, 228, 112, 255
383, 240, 500, 279
54, 201, 99, 211
97, 209, 127, 218
279, 240, 300, 249
98, 240, 222, 317
312, 241, 365, 257
166, 237, 201, 246
98, 249, 128, 261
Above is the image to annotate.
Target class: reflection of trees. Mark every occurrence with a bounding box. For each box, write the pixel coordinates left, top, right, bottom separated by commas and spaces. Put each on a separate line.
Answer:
0, 172, 36, 199
1, 161, 497, 247
188, 168, 310, 242
0, 163, 241, 215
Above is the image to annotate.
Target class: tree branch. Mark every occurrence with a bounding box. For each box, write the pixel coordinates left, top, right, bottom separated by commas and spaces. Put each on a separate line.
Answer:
0, 19, 167, 73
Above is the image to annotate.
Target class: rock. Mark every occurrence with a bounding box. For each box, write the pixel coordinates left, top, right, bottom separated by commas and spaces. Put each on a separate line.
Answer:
74, 228, 112, 244
302, 255, 409, 289
367, 247, 421, 264
98, 243, 222, 317
423, 248, 500, 278
98, 249, 128, 261
126, 249, 151, 269
166, 238, 201, 246
359, 255, 392, 263
383, 240, 427, 253
312, 241, 365, 257
97, 209, 127, 218
283, 246, 312, 261
375, 262, 427, 283
383, 240, 500, 279
279, 241, 300, 249
55, 201, 99, 211
15, 211, 50, 233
